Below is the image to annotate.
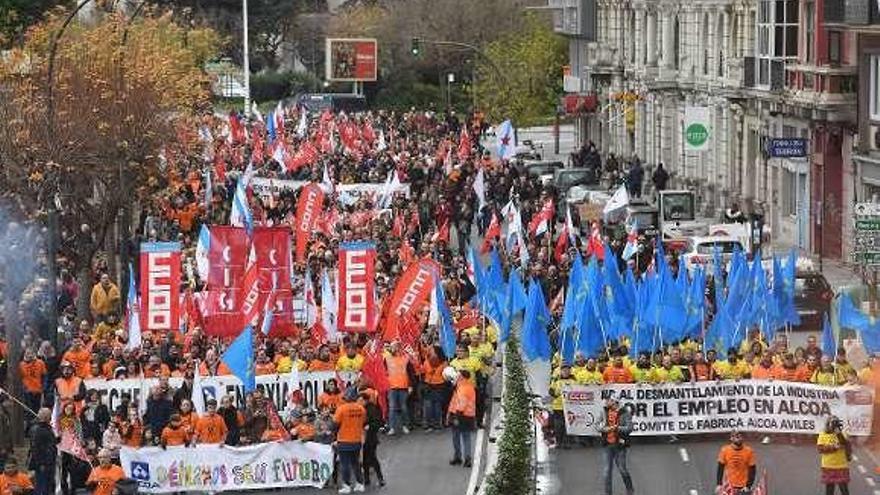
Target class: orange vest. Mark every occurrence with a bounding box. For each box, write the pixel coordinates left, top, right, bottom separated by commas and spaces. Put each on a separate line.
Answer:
449, 379, 476, 418
423, 360, 446, 386
55, 376, 83, 410
386, 355, 410, 389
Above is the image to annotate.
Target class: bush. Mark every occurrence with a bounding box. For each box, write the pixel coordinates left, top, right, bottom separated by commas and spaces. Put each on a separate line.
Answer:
250, 71, 321, 103
484, 336, 532, 495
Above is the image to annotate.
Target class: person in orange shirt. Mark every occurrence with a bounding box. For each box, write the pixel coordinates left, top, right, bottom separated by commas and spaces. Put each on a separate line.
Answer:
334, 388, 366, 492
772, 353, 801, 381
19, 349, 46, 416
178, 399, 197, 437
199, 349, 231, 376
448, 369, 477, 467
715, 431, 757, 493
421, 347, 447, 431
308, 346, 336, 372
603, 356, 635, 384
751, 352, 775, 380
0, 458, 33, 495
54, 362, 85, 413
288, 410, 316, 442
86, 449, 126, 495
254, 349, 277, 375
143, 355, 171, 379
62, 337, 91, 378
796, 355, 820, 382
120, 405, 144, 448
318, 380, 342, 413
385, 342, 412, 435
193, 399, 228, 444
160, 414, 191, 448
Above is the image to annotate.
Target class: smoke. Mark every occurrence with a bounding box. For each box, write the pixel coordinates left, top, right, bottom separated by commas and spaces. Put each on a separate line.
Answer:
0, 206, 52, 342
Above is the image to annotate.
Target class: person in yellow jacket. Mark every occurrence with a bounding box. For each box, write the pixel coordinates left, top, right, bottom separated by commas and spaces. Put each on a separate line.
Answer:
650, 355, 685, 383
448, 370, 477, 467
630, 353, 654, 383
90, 273, 120, 322
450, 346, 482, 377
549, 364, 577, 449
812, 356, 841, 386
468, 333, 494, 376
713, 350, 752, 380
336, 343, 365, 372
574, 358, 604, 385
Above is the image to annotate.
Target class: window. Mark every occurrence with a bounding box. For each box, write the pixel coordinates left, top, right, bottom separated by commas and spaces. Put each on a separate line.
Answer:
828, 31, 841, 64
805, 1, 815, 63
703, 14, 710, 75
674, 17, 680, 70
717, 15, 725, 77
783, 169, 796, 216
756, 0, 798, 86
870, 55, 880, 121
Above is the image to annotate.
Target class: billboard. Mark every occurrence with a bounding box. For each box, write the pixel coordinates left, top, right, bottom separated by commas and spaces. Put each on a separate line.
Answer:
325, 38, 378, 82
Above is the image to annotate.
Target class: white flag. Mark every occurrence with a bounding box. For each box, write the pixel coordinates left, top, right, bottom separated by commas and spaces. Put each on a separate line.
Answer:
603, 184, 630, 222
321, 270, 338, 342
191, 360, 206, 414
296, 110, 308, 138
496, 120, 516, 161
473, 167, 486, 210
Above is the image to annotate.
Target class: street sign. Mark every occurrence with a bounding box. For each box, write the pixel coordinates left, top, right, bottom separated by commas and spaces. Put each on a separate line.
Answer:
767, 138, 808, 158
853, 202, 880, 265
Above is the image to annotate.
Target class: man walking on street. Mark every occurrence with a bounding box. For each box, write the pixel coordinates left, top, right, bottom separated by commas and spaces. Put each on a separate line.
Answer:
597, 397, 634, 495
28, 408, 57, 495
716, 431, 756, 495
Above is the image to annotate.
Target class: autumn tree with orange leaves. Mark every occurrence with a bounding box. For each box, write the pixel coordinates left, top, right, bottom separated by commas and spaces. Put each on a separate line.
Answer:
0, 8, 220, 314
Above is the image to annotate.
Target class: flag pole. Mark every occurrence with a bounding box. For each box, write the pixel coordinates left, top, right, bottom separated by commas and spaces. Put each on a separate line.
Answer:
0, 387, 38, 418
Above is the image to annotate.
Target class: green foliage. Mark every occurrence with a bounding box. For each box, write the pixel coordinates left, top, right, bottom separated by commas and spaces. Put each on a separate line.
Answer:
476, 13, 567, 127
0, 0, 71, 47
249, 70, 320, 102
371, 77, 471, 113
484, 337, 532, 495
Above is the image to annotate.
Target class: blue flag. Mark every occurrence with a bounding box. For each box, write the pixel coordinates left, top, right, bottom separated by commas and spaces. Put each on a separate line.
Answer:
839, 293, 869, 331
222, 326, 256, 392
821, 312, 836, 358
522, 279, 552, 362
434, 274, 457, 360
501, 268, 528, 343
683, 267, 705, 340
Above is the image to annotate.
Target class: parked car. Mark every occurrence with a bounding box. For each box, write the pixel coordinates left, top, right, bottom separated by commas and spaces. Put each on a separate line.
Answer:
680, 236, 744, 272
554, 167, 597, 196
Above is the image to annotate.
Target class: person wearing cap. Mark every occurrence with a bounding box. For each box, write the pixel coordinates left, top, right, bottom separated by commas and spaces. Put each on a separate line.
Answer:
54, 361, 85, 414
194, 399, 228, 444
550, 364, 577, 449
333, 386, 366, 493
716, 430, 756, 494
448, 369, 476, 467
0, 457, 33, 495
596, 397, 634, 495
86, 449, 125, 495
288, 409, 316, 442
160, 414, 190, 448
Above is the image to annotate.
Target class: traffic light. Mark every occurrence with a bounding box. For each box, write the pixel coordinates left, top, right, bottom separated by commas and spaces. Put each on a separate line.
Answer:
410, 37, 421, 57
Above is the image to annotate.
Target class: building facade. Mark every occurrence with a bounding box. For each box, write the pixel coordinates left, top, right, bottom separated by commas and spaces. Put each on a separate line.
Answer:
549, 0, 858, 260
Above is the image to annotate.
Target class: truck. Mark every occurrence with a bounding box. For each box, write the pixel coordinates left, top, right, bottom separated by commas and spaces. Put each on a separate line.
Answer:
657, 190, 708, 249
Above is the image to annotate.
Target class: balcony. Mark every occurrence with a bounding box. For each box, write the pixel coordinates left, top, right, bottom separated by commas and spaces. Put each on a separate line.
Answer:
548, 0, 597, 39
825, 0, 876, 25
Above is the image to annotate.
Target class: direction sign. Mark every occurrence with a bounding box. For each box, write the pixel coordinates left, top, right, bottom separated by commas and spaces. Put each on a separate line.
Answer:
853, 202, 880, 266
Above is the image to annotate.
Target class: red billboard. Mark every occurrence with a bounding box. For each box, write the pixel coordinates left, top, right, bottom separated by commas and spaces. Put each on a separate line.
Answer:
326, 38, 378, 82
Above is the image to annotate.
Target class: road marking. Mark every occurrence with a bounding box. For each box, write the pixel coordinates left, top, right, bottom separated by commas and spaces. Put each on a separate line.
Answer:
860, 465, 869, 474
866, 477, 876, 487
679, 447, 690, 463
466, 428, 486, 494
688, 490, 699, 495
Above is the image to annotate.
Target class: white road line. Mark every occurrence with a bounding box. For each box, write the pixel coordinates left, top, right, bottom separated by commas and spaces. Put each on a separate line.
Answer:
679, 447, 690, 463
466, 428, 486, 495
873, 490, 880, 495
688, 489, 699, 495
859, 464, 869, 475
866, 477, 876, 487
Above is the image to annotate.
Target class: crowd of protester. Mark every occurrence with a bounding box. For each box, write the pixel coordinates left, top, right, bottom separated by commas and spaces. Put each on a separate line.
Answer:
0, 103, 876, 495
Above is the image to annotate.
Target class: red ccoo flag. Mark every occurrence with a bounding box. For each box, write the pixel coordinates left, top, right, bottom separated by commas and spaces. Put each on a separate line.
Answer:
528, 199, 555, 237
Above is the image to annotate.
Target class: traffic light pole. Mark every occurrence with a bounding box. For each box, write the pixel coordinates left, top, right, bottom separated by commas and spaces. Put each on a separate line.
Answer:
410, 38, 510, 94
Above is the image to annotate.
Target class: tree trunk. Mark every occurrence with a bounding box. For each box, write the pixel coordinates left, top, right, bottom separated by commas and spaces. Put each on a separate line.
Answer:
76, 264, 92, 320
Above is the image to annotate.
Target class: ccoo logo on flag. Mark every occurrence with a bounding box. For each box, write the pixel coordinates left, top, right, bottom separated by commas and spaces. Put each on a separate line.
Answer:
131, 461, 150, 480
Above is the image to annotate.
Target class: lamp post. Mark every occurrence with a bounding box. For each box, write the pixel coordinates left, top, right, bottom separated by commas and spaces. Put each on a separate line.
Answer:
242, 0, 251, 115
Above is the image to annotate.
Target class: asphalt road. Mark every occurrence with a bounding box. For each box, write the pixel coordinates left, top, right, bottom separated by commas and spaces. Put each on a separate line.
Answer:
285, 430, 471, 495
557, 435, 880, 495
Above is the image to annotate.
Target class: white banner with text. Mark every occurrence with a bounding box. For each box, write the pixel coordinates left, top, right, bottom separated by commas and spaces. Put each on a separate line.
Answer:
84, 371, 359, 413
121, 441, 333, 493
562, 380, 874, 436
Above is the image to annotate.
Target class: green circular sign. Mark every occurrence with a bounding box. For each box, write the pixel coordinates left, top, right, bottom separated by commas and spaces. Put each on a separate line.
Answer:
686, 123, 709, 147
